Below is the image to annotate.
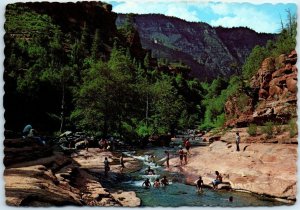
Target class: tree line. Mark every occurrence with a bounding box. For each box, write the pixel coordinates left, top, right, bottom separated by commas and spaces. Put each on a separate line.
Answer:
4, 5, 203, 142
4, 5, 296, 142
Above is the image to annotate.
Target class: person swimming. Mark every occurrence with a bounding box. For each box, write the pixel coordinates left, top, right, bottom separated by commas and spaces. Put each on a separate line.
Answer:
153, 178, 161, 188
160, 176, 169, 186
145, 166, 155, 175
142, 178, 151, 188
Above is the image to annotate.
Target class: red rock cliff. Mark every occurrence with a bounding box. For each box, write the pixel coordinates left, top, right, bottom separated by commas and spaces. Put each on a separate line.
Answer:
225, 50, 297, 127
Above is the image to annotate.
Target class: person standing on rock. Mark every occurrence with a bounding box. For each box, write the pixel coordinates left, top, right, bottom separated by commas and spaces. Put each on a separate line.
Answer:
235, 132, 240, 152
104, 157, 110, 177
178, 147, 184, 166
184, 139, 191, 155
164, 151, 170, 168
183, 151, 188, 165
120, 154, 125, 173
84, 138, 89, 151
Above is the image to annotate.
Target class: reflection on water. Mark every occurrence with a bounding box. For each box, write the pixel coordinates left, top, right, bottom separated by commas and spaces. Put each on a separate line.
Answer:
121, 148, 286, 207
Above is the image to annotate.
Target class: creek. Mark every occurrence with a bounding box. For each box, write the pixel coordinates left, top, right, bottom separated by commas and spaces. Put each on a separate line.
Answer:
115, 146, 286, 207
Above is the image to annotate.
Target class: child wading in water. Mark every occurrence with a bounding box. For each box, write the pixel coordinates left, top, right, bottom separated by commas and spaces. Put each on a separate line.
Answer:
196, 176, 204, 193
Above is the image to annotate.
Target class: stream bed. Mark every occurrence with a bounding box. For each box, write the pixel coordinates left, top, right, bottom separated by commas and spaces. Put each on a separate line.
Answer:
118, 147, 286, 207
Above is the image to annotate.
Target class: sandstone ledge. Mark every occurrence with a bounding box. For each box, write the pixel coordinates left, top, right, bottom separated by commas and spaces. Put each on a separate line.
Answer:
169, 141, 297, 203
4, 141, 141, 207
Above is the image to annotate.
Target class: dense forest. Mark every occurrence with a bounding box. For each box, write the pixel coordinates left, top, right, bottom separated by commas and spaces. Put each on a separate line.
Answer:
4, 3, 297, 143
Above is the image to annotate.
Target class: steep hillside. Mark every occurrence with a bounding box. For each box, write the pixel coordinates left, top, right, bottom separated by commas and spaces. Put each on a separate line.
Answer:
116, 14, 276, 81
225, 50, 297, 128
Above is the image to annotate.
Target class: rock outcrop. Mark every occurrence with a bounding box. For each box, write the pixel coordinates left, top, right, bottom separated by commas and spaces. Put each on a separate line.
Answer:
225, 50, 297, 127
169, 138, 297, 202
4, 139, 141, 207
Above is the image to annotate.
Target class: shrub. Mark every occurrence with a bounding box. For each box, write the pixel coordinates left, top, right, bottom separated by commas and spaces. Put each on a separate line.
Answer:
237, 94, 251, 112
275, 124, 285, 134
247, 124, 257, 136
261, 121, 274, 138
289, 119, 298, 138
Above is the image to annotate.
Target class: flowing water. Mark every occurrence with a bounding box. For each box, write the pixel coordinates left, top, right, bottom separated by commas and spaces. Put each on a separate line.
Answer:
119, 147, 286, 207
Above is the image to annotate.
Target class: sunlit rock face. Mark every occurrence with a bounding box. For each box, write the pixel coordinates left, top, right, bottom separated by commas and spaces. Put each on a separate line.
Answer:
117, 14, 275, 81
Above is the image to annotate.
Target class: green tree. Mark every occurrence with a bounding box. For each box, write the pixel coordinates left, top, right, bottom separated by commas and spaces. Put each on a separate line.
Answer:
242, 45, 268, 80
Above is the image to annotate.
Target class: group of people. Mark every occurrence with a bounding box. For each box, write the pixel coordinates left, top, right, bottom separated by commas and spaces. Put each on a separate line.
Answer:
142, 176, 169, 188
86, 131, 236, 195
98, 138, 111, 151
103, 153, 126, 177
163, 139, 192, 168
195, 171, 223, 192
178, 147, 189, 166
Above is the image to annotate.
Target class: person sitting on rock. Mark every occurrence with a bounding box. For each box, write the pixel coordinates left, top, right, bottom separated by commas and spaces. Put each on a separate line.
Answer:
160, 176, 169, 186
153, 178, 161, 188
142, 178, 151, 188
22, 124, 32, 137
195, 176, 204, 193
212, 171, 223, 190
23, 125, 45, 145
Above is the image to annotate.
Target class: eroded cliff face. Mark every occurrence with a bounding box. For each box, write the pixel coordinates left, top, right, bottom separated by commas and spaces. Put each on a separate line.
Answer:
225, 50, 297, 127
116, 14, 275, 81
